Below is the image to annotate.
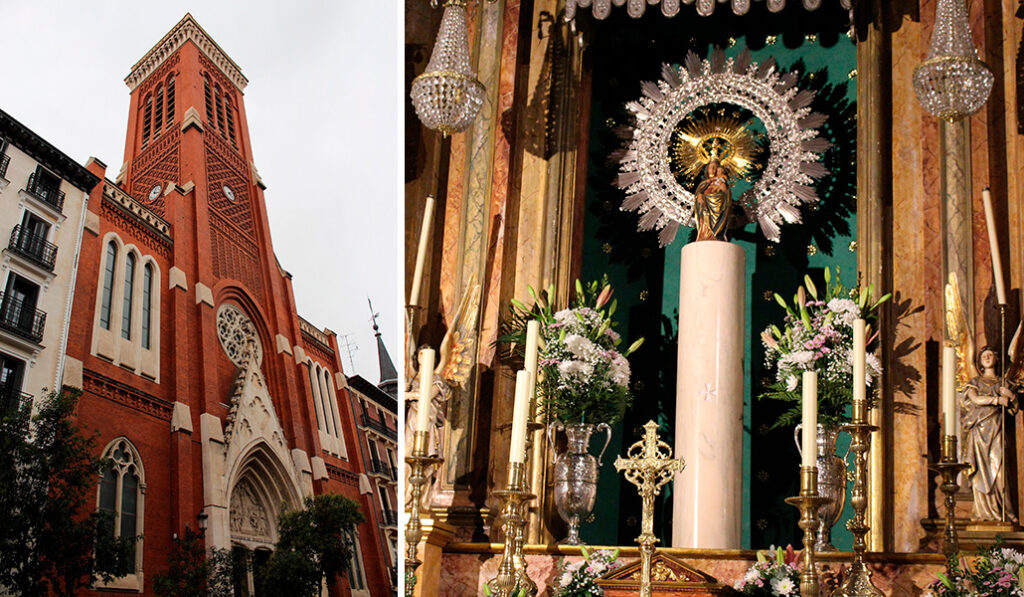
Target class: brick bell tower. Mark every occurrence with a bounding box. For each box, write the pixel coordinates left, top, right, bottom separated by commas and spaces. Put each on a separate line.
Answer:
113, 12, 337, 552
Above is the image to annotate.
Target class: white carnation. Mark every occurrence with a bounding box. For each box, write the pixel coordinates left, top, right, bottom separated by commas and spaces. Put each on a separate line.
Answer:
771, 577, 796, 596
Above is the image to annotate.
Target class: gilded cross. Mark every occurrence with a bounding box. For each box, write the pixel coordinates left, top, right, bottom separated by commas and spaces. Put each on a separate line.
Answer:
614, 421, 685, 597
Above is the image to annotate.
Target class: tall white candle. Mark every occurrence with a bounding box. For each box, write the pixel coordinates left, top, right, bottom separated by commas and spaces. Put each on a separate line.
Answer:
852, 319, 866, 422
802, 370, 818, 467
982, 188, 1007, 305
416, 348, 435, 433
942, 345, 956, 436
509, 370, 531, 463
523, 320, 540, 403
409, 195, 436, 307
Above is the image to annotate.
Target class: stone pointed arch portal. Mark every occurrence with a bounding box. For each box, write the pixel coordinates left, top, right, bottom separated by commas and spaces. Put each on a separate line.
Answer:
199, 303, 315, 551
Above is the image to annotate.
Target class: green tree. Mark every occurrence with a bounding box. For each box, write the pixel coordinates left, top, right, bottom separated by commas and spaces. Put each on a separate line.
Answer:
258, 493, 365, 597
0, 388, 134, 597
154, 531, 236, 597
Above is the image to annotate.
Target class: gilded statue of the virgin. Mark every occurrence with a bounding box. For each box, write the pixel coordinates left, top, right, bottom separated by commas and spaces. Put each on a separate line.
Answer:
671, 114, 760, 242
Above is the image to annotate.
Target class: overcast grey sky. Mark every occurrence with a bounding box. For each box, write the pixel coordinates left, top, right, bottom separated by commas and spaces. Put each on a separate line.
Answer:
0, 2, 399, 381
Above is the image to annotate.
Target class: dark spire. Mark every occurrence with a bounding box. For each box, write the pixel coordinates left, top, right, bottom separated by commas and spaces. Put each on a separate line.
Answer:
368, 298, 398, 399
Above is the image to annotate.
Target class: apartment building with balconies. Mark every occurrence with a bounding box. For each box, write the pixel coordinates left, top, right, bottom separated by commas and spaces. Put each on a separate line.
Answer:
0, 109, 99, 413
343, 315, 399, 594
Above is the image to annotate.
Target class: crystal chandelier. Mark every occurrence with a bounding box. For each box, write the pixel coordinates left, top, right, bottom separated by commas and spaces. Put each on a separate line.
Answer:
411, 0, 487, 136
912, 0, 993, 121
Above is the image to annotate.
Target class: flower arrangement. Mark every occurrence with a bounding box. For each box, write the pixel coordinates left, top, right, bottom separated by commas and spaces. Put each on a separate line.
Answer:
734, 545, 801, 597
550, 547, 622, 597
760, 267, 890, 428
499, 279, 643, 425
926, 545, 1024, 597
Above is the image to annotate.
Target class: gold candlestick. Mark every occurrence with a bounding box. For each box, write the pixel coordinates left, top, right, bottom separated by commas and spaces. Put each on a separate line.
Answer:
486, 462, 538, 597
785, 467, 829, 597
930, 434, 969, 556
404, 431, 444, 597
832, 414, 883, 597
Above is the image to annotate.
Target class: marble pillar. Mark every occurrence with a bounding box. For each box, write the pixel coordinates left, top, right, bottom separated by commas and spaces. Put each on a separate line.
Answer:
672, 241, 745, 549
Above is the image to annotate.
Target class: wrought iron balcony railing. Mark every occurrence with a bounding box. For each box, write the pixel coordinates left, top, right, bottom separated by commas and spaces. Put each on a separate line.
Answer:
360, 413, 397, 440
381, 508, 398, 527
0, 381, 30, 414
0, 291, 46, 343
0, 153, 9, 179
24, 173, 65, 212
9, 226, 58, 271
369, 458, 394, 480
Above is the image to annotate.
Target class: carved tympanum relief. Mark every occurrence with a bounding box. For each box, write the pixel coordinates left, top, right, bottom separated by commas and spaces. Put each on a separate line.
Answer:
229, 477, 270, 540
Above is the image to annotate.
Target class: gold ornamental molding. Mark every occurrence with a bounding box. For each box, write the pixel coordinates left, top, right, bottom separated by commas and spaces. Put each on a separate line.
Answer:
125, 13, 248, 92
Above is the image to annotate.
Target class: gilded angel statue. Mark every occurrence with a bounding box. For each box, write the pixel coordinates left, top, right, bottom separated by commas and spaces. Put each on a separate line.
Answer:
946, 273, 1020, 523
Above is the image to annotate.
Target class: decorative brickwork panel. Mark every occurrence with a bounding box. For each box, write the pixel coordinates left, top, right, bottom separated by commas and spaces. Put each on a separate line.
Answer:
82, 369, 173, 421
211, 213, 264, 303
326, 463, 361, 487
131, 129, 181, 216
206, 139, 253, 238
99, 198, 173, 259
138, 52, 181, 100
303, 332, 335, 365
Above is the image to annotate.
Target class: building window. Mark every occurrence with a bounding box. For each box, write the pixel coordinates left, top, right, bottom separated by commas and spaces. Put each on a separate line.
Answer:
121, 253, 135, 340
100, 242, 117, 329
215, 86, 226, 138
226, 97, 237, 148
13, 210, 54, 270
97, 438, 144, 577
344, 531, 366, 590
1, 274, 42, 342
154, 86, 164, 136
323, 369, 340, 438
204, 75, 214, 125
142, 95, 153, 147
307, 366, 321, 430
166, 76, 175, 125
0, 353, 24, 413
141, 264, 153, 350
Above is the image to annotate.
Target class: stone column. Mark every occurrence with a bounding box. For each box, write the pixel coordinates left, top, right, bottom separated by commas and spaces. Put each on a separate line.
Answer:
672, 241, 745, 549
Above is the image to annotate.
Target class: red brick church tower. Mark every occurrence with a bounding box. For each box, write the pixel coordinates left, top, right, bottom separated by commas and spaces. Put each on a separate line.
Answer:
64, 14, 391, 596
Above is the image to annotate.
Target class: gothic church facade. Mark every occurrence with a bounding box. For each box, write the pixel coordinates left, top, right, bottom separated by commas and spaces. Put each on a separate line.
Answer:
59, 14, 392, 596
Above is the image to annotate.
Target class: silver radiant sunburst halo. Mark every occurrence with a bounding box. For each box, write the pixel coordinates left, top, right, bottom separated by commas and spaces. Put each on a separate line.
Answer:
615, 48, 830, 245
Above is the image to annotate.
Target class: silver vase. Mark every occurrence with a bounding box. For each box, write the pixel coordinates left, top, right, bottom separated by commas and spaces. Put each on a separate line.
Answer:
794, 423, 849, 551
547, 422, 612, 545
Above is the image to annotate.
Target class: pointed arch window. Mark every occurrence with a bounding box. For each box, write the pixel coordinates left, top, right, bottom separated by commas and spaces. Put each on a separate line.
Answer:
154, 86, 164, 136
226, 96, 237, 148
121, 253, 135, 340
344, 530, 367, 590
100, 242, 117, 329
215, 86, 226, 138
317, 365, 335, 438
204, 75, 214, 125
142, 96, 153, 147
97, 438, 145, 585
141, 264, 153, 350
323, 369, 340, 438
307, 365, 322, 429
165, 76, 175, 126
